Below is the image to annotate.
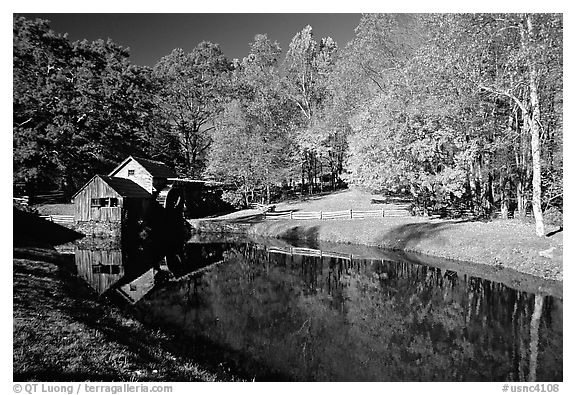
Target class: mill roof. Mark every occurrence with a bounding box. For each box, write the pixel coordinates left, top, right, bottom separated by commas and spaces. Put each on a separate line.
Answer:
99, 175, 153, 198
108, 156, 177, 178
72, 175, 152, 199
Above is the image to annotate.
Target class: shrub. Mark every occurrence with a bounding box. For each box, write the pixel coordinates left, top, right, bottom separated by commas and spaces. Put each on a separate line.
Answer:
543, 207, 563, 227
221, 190, 246, 209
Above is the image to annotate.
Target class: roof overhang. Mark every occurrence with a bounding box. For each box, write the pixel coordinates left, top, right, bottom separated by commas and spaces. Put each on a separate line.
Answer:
71, 174, 99, 199
107, 156, 135, 177
167, 178, 224, 186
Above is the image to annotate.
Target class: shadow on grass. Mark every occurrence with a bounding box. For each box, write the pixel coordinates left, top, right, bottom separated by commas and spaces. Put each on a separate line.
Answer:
379, 219, 470, 250
13, 207, 83, 247
224, 213, 266, 223
371, 197, 412, 205
371, 199, 388, 204
221, 208, 303, 224
271, 208, 301, 214
546, 226, 563, 237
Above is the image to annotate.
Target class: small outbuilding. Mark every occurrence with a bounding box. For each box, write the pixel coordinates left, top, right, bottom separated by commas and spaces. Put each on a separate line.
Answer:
72, 174, 153, 223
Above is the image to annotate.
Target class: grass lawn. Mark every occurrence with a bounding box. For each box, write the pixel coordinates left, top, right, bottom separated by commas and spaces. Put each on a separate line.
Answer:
274, 188, 410, 212
33, 203, 75, 216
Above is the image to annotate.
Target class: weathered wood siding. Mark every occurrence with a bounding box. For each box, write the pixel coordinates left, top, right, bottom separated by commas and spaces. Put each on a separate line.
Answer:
111, 159, 153, 193
90, 206, 123, 222
74, 176, 123, 222
74, 248, 124, 294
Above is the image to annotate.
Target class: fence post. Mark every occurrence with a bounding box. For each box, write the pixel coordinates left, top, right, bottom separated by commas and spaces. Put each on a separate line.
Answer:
290, 211, 293, 220
381, 208, 385, 217
320, 211, 323, 220
349, 209, 353, 219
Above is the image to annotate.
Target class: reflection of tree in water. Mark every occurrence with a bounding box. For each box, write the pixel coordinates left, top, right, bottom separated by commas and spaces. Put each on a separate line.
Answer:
134, 242, 562, 381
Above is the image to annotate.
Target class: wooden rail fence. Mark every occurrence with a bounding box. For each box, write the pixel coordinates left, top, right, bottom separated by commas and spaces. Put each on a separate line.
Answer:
13, 196, 29, 206
264, 208, 410, 220
267, 246, 353, 261
39, 214, 75, 225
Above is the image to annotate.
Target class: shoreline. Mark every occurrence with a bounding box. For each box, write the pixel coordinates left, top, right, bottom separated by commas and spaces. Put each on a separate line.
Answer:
188, 216, 563, 283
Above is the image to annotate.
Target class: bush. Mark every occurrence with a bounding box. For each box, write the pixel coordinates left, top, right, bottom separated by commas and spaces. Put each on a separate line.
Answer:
221, 190, 246, 209
543, 207, 563, 226
13, 201, 37, 214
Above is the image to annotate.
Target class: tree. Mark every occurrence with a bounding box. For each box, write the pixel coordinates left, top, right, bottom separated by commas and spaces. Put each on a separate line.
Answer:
339, 13, 562, 234
153, 42, 232, 177
283, 26, 339, 194
13, 16, 158, 194
13, 16, 74, 192
206, 34, 297, 206
437, 13, 562, 234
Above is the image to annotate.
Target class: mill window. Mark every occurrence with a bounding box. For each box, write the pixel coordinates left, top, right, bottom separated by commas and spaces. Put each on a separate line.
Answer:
92, 197, 119, 208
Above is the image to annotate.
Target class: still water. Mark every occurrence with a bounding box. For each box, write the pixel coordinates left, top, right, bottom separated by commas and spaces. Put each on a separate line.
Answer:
66, 236, 563, 382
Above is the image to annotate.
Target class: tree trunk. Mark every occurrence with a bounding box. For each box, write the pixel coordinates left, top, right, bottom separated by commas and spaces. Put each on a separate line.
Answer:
516, 92, 531, 219
500, 175, 510, 219
529, 294, 544, 381
517, 181, 527, 218
301, 155, 305, 195
243, 189, 249, 208
464, 168, 473, 209
319, 158, 323, 193
308, 151, 313, 195
484, 171, 494, 216
526, 14, 545, 237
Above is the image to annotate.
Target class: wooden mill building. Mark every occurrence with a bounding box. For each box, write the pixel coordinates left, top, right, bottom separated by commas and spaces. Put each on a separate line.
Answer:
73, 156, 177, 223
72, 174, 154, 222
72, 156, 221, 224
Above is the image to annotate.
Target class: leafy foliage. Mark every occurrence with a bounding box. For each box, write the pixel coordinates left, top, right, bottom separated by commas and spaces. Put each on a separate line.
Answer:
340, 14, 562, 228
205, 35, 298, 206
152, 43, 232, 177
13, 17, 157, 193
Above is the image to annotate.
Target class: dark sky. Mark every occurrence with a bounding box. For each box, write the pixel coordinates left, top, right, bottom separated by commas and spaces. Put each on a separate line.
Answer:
21, 14, 362, 66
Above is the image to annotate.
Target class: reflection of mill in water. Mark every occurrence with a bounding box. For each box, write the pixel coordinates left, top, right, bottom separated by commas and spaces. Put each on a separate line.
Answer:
74, 248, 125, 296
69, 239, 227, 304
72, 246, 159, 304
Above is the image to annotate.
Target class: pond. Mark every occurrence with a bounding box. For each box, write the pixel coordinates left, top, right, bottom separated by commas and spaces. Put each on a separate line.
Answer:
63, 234, 563, 382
